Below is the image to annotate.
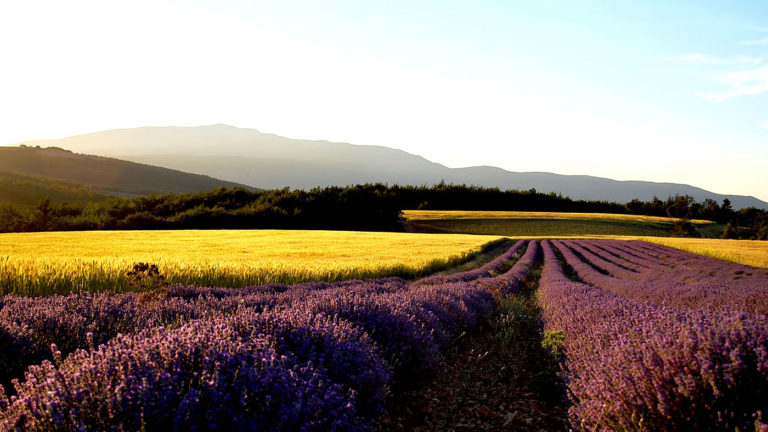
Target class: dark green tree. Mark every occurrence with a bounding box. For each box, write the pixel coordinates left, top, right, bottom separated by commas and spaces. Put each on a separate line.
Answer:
721, 221, 740, 239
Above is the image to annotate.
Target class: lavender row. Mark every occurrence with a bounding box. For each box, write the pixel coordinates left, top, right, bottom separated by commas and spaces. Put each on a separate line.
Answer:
553, 240, 768, 313
623, 241, 768, 284
475, 239, 539, 296
551, 240, 669, 307
607, 240, 768, 312
414, 240, 527, 286
589, 240, 670, 270
571, 239, 768, 288
560, 240, 639, 279
0, 277, 409, 394
586, 240, 768, 304
0, 242, 536, 430
2, 314, 373, 431
538, 240, 768, 431
0, 283, 494, 430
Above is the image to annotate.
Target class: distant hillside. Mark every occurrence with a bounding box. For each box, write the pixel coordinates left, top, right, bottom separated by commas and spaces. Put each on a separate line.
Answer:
20, 124, 768, 209
0, 145, 253, 197
0, 171, 114, 207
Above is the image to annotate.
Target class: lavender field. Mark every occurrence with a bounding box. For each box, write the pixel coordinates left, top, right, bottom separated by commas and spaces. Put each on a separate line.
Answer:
541, 240, 768, 431
1, 239, 767, 431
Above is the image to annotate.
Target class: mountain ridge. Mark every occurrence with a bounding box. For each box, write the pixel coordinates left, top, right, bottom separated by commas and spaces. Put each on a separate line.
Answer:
17, 124, 767, 210
0, 145, 254, 199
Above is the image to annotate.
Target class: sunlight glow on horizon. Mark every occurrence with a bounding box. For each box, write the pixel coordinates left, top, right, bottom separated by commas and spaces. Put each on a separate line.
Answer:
0, 0, 766, 201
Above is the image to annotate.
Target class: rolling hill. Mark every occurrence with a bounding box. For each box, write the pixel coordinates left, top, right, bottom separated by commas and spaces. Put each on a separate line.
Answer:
18, 124, 768, 209
0, 171, 115, 207
0, 145, 253, 201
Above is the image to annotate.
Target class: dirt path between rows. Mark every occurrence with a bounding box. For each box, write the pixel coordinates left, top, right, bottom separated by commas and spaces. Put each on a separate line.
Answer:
381, 262, 568, 431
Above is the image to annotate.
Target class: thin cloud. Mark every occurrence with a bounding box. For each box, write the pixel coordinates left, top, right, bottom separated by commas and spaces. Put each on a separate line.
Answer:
679, 53, 708, 62
741, 38, 768, 46
701, 66, 768, 101
678, 53, 762, 66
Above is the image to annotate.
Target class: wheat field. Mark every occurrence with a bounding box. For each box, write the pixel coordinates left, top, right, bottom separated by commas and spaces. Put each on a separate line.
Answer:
404, 210, 714, 224
405, 210, 718, 238
0, 229, 502, 295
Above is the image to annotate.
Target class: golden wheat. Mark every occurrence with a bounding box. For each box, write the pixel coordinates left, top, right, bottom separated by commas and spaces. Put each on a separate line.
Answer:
0, 229, 501, 295
404, 210, 714, 225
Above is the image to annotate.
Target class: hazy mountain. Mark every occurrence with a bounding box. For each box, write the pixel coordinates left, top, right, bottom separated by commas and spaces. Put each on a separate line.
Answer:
0, 145, 252, 197
20, 124, 768, 209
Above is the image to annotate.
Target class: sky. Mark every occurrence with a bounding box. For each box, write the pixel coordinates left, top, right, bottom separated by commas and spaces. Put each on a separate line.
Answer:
1, 0, 767, 201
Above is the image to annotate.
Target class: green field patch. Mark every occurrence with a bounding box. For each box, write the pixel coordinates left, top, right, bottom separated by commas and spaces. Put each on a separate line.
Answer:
405, 210, 717, 238
410, 218, 680, 237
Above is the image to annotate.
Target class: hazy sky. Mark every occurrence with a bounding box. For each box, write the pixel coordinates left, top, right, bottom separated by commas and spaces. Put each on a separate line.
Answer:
1, 0, 767, 201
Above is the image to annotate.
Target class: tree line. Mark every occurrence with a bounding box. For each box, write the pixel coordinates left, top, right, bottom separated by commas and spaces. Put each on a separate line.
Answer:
0, 186, 403, 233
0, 184, 766, 239
624, 195, 767, 239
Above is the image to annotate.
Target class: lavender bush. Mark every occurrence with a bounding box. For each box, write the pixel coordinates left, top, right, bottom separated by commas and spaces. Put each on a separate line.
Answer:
0, 319, 364, 431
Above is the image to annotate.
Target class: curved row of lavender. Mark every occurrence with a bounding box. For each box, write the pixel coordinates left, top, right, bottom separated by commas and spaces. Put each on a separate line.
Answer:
0, 240, 537, 431
479, 240, 539, 296
553, 239, 768, 313
586, 240, 768, 289
413, 239, 527, 286
540, 240, 768, 430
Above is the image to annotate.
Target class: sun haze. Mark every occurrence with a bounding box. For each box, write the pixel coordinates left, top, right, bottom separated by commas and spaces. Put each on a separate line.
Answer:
0, 0, 766, 201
